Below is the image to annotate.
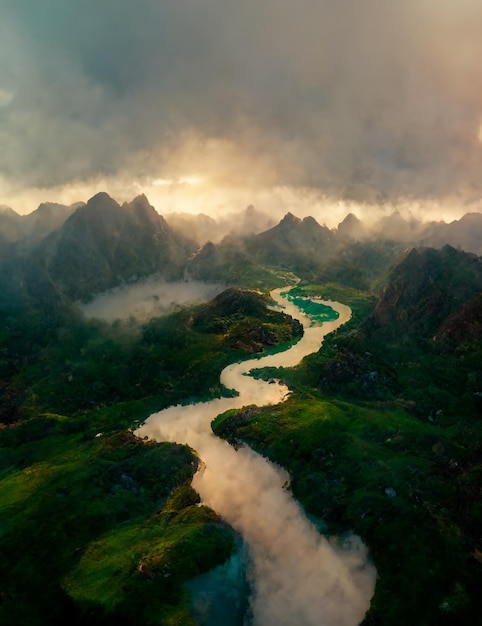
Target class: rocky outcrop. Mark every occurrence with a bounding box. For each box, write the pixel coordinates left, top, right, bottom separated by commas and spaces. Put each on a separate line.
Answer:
365, 246, 482, 339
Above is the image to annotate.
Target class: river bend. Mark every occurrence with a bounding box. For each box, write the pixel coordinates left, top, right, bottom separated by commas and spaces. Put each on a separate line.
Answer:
135, 288, 376, 626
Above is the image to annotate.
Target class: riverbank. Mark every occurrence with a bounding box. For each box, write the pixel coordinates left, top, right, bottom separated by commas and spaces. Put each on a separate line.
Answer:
135, 287, 375, 626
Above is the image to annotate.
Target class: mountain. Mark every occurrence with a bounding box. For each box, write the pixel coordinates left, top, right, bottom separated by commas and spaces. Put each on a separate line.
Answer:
245, 212, 337, 273
318, 245, 482, 409
0, 205, 23, 243
33, 193, 197, 301
336, 212, 367, 240
166, 204, 276, 245
434, 293, 482, 348
348, 210, 482, 256
21, 201, 81, 245
165, 212, 219, 245
420, 212, 482, 256
187, 212, 399, 289
0, 202, 79, 249
372, 211, 425, 242
366, 245, 482, 339
224, 204, 276, 238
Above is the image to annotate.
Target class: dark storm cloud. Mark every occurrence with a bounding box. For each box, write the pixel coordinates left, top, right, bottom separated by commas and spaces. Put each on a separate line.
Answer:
2, 0, 482, 200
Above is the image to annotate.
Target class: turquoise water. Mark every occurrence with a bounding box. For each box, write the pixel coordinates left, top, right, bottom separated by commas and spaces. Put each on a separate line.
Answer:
280, 291, 339, 324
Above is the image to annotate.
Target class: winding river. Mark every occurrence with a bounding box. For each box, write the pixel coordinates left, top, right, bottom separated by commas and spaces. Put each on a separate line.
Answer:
135, 289, 376, 626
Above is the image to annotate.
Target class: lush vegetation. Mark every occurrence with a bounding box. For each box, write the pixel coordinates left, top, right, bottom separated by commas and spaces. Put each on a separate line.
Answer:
2, 288, 301, 419
213, 280, 482, 626
0, 287, 302, 625
2, 237, 481, 625
0, 414, 235, 625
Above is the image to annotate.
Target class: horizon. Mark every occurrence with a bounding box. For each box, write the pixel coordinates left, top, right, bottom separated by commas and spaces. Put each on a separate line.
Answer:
0, 184, 478, 232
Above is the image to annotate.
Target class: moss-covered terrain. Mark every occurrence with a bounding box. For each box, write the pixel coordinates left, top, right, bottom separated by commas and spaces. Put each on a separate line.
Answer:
2, 241, 481, 625
0, 287, 302, 625
0, 418, 234, 625
212, 280, 482, 626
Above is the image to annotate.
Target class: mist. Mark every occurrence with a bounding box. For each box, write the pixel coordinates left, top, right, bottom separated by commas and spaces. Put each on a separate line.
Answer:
80, 278, 224, 322
135, 292, 376, 625
2, 1, 482, 222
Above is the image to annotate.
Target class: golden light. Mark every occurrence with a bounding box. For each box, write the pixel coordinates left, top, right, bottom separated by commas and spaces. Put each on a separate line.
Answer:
178, 176, 204, 186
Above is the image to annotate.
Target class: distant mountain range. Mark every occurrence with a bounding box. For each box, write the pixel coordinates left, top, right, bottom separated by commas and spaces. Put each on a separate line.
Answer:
1, 191, 482, 306
0, 201, 81, 247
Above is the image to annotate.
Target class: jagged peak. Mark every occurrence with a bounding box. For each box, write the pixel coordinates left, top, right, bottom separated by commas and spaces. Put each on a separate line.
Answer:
338, 213, 362, 227
128, 193, 151, 208
125, 194, 170, 229
279, 212, 301, 227
301, 215, 323, 228
59, 193, 121, 232
87, 191, 117, 205
68, 193, 121, 219
188, 241, 216, 262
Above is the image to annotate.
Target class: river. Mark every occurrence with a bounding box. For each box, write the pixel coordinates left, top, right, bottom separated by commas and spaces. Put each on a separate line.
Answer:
135, 288, 376, 626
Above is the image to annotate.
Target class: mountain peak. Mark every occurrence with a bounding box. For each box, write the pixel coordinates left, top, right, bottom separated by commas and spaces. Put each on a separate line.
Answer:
301, 215, 322, 228
86, 192, 119, 209
129, 193, 150, 208
279, 212, 301, 228
337, 213, 366, 239
125, 194, 168, 229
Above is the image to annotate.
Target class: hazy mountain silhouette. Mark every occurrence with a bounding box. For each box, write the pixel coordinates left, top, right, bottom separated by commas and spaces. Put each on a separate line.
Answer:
0, 205, 23, 243
32, 193, 197, 301
245, 212, 337, 271
0, 202, 79, 249
419, 212, 482, 256
166, 204, 276, 245
336, 213, 368, 240
340, 210, 482, 256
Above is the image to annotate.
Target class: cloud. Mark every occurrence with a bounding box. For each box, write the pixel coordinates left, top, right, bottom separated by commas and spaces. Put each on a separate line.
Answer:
80, 278, 225, 322
2, 1, 482, 208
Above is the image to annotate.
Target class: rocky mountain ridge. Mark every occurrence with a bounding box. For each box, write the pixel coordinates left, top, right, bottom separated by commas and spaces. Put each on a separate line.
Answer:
366, 245, 482, 339
2, 191, 482, 306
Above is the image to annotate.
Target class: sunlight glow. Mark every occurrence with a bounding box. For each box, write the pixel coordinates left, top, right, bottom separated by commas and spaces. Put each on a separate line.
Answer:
152, 176, 204, 187
178, 176, 204, 186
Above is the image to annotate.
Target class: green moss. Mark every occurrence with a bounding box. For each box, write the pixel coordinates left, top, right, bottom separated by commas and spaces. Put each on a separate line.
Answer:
213, 395, 482, 625
0, 414, 235, 625
63, 505, 233, 618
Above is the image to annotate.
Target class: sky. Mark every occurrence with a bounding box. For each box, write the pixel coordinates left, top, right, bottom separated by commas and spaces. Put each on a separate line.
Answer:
2, 0, 482, 223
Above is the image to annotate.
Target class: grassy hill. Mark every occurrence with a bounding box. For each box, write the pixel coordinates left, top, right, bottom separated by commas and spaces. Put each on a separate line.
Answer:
211, 253, 482, 626
0, 288, 302, 625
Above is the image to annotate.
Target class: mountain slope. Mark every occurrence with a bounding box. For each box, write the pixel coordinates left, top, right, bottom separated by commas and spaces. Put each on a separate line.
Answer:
246, 212, 336, 269
366, 245, 482, 339
35, 193, 197, 301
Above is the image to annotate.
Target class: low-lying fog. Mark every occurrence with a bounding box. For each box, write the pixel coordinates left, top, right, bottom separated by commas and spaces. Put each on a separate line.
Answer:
79, 278, 225, 322
136, 293, 376, 625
